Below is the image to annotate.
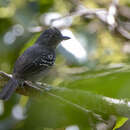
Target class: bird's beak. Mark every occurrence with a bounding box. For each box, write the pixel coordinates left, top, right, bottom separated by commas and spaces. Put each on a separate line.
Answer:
62, 36, 71, 40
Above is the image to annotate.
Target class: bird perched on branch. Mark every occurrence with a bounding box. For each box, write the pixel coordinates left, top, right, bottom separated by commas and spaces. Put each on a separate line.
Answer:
0, 27, 70, 100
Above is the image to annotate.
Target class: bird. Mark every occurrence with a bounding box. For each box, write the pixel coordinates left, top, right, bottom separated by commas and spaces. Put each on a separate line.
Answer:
0, 27, 70, 101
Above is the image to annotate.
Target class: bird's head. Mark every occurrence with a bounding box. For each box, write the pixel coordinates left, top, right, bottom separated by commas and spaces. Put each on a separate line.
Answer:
36, 27, 70, 49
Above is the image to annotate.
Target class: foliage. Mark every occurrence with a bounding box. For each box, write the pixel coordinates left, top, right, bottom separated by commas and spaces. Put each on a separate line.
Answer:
0, 0, 130, 130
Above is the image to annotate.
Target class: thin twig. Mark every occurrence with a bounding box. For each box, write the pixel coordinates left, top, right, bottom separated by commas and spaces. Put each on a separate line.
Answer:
26, 0, 130, 40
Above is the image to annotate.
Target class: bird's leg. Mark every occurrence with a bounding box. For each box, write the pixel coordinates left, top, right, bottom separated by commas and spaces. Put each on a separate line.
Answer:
20, 81, 25, 88
20, 81, 25, 93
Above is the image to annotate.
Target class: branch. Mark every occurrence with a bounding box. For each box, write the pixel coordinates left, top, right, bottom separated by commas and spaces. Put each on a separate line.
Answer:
1, 70, 130, 130
1, 71, 130, 118
0, 71, 43, 96
117, 25, 130, 40
28, 0, 130, 40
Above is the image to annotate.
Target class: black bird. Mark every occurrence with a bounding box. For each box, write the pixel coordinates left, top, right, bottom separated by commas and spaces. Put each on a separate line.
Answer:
0, 27, 70, 100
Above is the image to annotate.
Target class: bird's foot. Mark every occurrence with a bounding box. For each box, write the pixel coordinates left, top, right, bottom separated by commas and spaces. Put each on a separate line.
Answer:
35, 82, 52, 92
25, 81, 42, 91
24, 81, 52, 92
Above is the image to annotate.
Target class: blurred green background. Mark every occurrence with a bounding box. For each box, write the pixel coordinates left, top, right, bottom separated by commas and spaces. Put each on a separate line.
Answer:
0, 0, 130, 130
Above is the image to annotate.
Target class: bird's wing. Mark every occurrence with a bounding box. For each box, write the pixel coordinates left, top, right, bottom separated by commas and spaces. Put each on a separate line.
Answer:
22, 51, 55, 74
13, 45, 55, 77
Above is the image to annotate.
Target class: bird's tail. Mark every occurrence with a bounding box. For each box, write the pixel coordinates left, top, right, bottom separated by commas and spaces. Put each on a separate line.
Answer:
0, 78, 19, 101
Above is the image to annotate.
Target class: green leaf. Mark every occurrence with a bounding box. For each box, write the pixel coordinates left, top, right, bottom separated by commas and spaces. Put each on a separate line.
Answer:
60, 65, 130, 99
20, 86, 130, 129
20, 33, 40, 54
113, 117, 128, 130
